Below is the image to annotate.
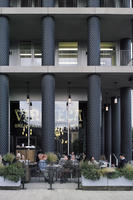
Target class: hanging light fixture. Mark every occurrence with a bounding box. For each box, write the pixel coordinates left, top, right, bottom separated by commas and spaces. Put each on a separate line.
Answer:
105, 105, 109, 112
27, 94, 30, 104
67, 81, 71, 104
114, 97, 118, 104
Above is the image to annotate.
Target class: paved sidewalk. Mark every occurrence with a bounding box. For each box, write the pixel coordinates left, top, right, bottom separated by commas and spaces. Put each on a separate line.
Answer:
0, 182, 133, 200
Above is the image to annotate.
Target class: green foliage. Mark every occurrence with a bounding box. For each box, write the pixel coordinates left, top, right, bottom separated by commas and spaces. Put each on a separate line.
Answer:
80, 161, 101, 181
120, 164, 133, 180
3, 153, 15, 164
46, 152, 58, 164
0, 153, 25, 182
101, 167, 122, 179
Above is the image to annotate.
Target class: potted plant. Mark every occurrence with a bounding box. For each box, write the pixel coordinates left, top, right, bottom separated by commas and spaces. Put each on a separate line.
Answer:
46, 152, 58, 165
0, 153, 25, 189
80, 162, 133, 188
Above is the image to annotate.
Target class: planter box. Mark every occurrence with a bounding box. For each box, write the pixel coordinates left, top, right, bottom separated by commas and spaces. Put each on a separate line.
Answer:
0, 176, 21, 189
108, 177, 133, 186
81, 176, 133, 190
81, 176, 107, 186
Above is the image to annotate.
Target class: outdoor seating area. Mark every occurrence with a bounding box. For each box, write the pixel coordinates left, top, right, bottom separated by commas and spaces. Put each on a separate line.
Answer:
0, 151, 133, 190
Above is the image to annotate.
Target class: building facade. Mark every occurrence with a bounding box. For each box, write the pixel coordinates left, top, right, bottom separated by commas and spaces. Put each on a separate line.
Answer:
0, 0, 133, 161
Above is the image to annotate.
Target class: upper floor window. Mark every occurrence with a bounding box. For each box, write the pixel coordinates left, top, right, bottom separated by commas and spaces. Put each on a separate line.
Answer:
100, 42, 116, 66
58, 42, 78, 65
58, 0, 77, 7
10, 0, 42, 7
20, 41, 41, 66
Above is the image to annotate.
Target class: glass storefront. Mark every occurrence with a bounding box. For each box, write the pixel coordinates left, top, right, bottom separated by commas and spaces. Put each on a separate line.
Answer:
10, 101, 86, 155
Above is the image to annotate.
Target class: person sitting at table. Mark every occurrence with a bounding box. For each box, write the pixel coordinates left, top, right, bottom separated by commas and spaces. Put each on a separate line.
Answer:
71, 154, 79, 166
118, 154, 128, 168
60, 155, 73, 183
38, 153, 47, 171
88, 156, 99, 165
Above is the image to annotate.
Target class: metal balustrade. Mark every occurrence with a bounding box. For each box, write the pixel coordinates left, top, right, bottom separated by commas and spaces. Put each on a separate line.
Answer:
9, 0, 132, 8
9, 49, 133, 67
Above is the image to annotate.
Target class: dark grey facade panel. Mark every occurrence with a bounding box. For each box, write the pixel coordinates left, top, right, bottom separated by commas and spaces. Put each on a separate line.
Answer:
87, 16, 100, 66
42, 0, 55, 7
104, 105, 112, 161
87, 75, 101, 161
120, 0, 130, 7
88, 0, 100, 7
0, 75, 9, 155
120, 38, 131, 66
111, 97, 121, 159
42, 16, 55, 66
120, 87, 132, 161
0, 0, 9, 7
41, 74, 55, 153
0, 17, 9, 66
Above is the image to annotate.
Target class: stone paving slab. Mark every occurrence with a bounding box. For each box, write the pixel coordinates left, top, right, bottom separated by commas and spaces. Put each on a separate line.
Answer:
0, 182, 133, 200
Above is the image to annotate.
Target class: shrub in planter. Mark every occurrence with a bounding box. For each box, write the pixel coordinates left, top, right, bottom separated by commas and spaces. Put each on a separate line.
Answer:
121, 164, 133, 180
0, 154, 25, 183
46, 152, 58, 164
2, 153, 15, 165
101, 167, 121, 179
80, 161, 101, 181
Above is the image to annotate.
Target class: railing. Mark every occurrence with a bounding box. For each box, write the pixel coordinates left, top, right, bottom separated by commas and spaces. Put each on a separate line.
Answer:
9, 0, 132, 8
9, 50, 133, 67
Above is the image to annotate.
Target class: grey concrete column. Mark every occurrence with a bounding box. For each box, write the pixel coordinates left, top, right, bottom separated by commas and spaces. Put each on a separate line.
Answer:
0, 17, 9, 66
87, 16, 100, 66
42, 0, 54, 7
0, 0, 9, 7
87, 75, 101, 161
0, 16, 9, 155
111, 97, 121, 159
104, 105, 112, 161
120, 88, 132, 161
120, 38, 131, 66
0, 75, 9, 155
42, 16, 55, 65
41, 74, 55, 153
88, 0, 100, 7
101, 108, 105, 156
42, 14, 55, 152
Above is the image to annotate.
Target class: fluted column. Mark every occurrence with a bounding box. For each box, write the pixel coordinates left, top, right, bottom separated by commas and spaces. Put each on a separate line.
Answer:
41, 15, 55, 153
41, 75, 55, 153
87, 16, 100, 66
111, 97, 121, 159
120, 38, 131, 66
120, 88, 132, 161
88, 0, 100, 7
42, 0, 54, 7
104, 105, 112, 161
101, 108, 105, 156
0, 0, 9, 7
87, 75, 101, 161
0, 16, 9, 154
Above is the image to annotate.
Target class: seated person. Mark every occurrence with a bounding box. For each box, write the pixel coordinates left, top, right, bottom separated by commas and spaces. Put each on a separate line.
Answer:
88, 156, 99, 165
71, 154, 79, 166
60, 155, 73, 183
118, 154, 128, 168
38, 153, 47, 171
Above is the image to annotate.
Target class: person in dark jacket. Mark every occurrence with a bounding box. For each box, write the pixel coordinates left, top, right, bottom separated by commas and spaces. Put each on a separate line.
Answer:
118, 154, 128, 168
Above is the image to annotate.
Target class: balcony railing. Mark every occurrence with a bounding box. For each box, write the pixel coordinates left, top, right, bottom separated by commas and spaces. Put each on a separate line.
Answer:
9, 50, 133, 66
9, 0, 132, 8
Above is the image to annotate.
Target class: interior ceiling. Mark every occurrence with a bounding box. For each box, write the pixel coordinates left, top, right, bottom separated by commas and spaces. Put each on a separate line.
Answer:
9, 14, 132, 42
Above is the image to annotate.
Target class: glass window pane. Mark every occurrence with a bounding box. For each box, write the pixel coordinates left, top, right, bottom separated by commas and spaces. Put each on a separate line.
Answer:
100, 42, 116, 66
58, 42, 78, 65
